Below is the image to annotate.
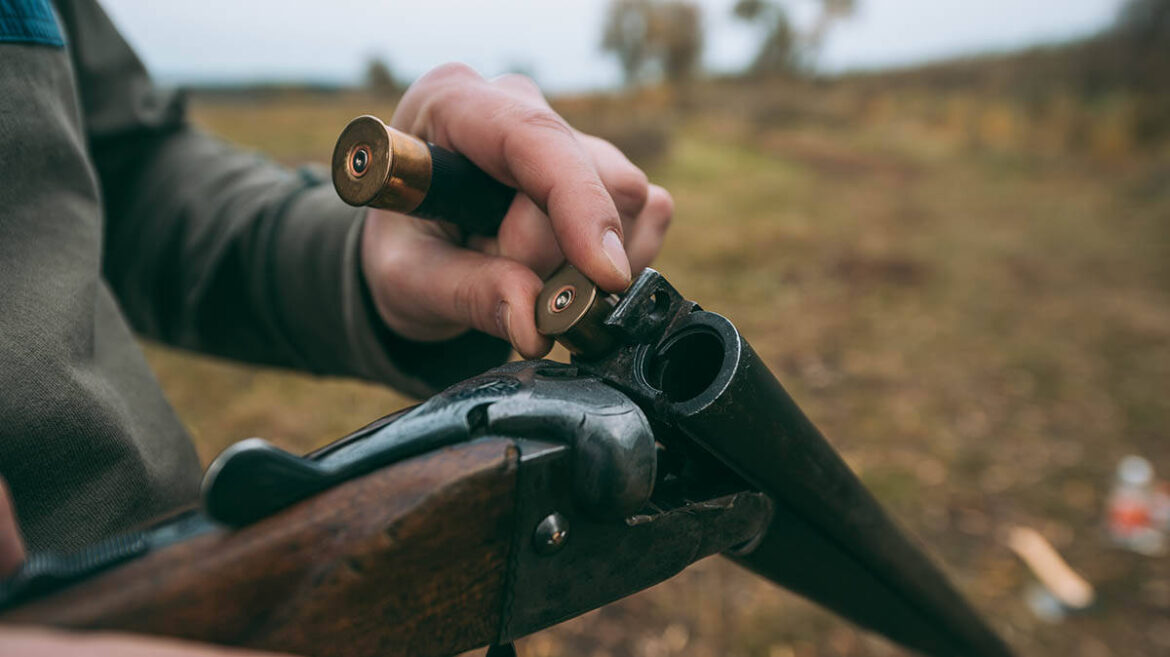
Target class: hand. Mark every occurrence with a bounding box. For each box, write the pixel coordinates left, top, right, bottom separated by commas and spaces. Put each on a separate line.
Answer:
360, 63, 673, 359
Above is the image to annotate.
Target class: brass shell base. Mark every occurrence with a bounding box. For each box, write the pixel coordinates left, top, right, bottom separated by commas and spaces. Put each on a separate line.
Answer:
536, 264, 617, 358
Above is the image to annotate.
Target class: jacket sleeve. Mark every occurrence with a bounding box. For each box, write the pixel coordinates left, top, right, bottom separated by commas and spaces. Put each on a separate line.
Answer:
54, 0, 511, 398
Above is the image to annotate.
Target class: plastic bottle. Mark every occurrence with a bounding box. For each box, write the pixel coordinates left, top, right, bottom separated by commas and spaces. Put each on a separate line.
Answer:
1106, 455, 1165, 555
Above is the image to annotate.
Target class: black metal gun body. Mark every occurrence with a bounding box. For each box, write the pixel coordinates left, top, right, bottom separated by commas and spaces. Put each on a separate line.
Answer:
565, 269, 1012, 657
0, 360, 771, 656
0, 267, 1011, 657
0, 264, 1015, 654
1, 108, 1012, 654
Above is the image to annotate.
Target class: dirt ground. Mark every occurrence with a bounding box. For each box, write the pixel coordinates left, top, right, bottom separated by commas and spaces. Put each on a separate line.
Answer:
145, 81, 1170, 656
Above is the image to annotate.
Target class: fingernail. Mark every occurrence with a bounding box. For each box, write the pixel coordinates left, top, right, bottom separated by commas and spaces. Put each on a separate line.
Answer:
496, 300, 515, 344
601, 229, 632, 285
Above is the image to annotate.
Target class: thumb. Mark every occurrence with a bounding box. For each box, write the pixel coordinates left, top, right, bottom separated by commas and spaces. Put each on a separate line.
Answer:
0, 478, 26, 577
424, 246, 553, 359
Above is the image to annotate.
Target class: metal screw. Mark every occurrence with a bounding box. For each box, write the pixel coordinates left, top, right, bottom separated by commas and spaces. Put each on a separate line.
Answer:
550, 286, 575, 313
533, 512, 570, 555
350, 146, 370, 176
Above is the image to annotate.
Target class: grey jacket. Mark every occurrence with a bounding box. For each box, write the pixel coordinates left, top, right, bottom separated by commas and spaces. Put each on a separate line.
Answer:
0, 0, 507, 551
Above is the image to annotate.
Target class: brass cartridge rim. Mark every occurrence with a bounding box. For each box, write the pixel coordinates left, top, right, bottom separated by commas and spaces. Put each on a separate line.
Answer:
536, 264, 617, 357
331, 115, 432, 213
332, 115, 394, 207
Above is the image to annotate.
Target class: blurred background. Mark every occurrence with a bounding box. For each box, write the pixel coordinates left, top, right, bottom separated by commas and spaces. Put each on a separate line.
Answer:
102, 0, 1169, 655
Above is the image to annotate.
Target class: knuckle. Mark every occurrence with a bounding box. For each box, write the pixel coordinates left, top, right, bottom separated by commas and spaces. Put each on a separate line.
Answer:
420, 62, 481, 85
496, 260, 541, 300
654, 210, 673, 233
494, 105, 581, 195
505, 104, 574, 140
450, 267, 486, 325
546, 175, 616, 229
649, 186, 674, 218
376, 238, 413, 282
451, 259, 520, 331
407, 83, 463, 139
493, 73, 543, 98
582, 176, 616, 208
610, 168, 650, 213
643, 187, 674, 233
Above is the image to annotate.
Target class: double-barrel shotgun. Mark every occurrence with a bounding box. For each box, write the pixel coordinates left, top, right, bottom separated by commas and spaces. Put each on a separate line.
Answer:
0, 116, 1014, 657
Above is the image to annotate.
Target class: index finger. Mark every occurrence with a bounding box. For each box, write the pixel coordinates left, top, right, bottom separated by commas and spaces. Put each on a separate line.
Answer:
392, 64, 632, 292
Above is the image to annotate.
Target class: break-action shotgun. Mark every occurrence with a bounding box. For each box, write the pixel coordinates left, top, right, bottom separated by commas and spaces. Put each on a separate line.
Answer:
0, 115, 1014, 657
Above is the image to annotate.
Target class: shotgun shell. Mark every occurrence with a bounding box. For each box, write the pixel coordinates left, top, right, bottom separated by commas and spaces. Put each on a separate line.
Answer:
536, 264, 617, 358
331, 115, 433, 214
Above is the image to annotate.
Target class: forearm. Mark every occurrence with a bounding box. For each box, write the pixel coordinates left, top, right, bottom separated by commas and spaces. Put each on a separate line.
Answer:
98, 127, 347, 370
98, 127, 508, 395
58, 0, 507, 396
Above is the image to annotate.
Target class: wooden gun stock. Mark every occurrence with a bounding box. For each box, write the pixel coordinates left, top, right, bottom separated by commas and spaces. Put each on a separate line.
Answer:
2, 439, 518, 657
1, 364, 770, 656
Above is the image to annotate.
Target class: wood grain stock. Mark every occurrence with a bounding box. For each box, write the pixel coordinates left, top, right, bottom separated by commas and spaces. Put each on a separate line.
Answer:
0, 438, 520, 657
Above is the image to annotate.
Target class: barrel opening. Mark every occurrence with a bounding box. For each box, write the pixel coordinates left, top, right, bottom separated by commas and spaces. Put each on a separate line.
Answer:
644, 327, 725, 403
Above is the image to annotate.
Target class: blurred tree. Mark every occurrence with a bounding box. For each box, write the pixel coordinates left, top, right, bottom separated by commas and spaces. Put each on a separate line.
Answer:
603, 0, 654, 86
733, 0, 797, 75
1109, 0, 1169, 133
807, 0, 856, 52
602, 0, 703, 87
733, 0, 855, 76
364, 56, 401, 97
1113, 0, 1170, 52
652, 2, 703, 85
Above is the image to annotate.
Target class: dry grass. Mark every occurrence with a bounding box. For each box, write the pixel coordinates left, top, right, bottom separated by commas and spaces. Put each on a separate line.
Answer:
143, 79, 1170, 656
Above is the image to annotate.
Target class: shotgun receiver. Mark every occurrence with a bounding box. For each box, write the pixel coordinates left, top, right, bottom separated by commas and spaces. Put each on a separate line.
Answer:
0, 115, 1014, 657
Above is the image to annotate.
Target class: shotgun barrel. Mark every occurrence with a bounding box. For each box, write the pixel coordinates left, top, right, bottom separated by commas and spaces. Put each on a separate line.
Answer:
550, 266, 1014, 657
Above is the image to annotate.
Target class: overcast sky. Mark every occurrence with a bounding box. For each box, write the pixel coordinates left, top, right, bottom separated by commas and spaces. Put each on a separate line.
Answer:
99, 0, 1128, 92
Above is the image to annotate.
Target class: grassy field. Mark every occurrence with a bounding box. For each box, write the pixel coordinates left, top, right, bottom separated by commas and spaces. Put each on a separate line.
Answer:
144, 78, 1170, 656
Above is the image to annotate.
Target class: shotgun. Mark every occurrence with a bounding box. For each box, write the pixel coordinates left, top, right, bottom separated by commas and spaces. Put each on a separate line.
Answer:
0, 116, 1014, 657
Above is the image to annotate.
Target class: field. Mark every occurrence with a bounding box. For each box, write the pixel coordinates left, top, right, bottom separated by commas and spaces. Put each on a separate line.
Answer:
144, 73, 1170, 656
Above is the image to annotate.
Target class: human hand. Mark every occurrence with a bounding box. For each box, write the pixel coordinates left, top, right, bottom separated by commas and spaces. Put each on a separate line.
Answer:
360, 63, 673, 359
